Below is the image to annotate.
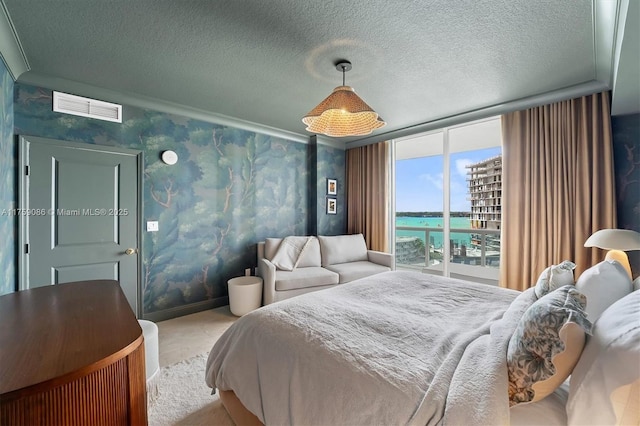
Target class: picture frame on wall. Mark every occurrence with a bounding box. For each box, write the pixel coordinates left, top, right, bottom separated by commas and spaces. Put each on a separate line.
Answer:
327, 198, 337, 215
327, 178, 337, 195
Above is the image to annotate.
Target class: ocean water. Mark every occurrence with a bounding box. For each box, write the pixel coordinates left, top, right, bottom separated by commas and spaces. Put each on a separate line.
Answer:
396, 216, 473, 248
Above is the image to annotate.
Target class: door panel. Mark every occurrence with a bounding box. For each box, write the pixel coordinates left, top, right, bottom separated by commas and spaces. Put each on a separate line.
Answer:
55, 159, 121, 246
19, 136, 141, 315
54, 262, 119, 284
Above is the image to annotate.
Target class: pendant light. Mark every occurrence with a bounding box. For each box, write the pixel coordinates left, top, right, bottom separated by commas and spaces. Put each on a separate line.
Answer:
302, 60, 386, 137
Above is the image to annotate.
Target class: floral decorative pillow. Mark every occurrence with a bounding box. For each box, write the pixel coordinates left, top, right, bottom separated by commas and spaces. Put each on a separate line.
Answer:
507, 285, 592, 406
533, 260, 576, 299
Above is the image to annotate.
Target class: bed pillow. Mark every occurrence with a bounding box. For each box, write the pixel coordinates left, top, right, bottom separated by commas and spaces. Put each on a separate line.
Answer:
575, 260, 633, 322
567, 290, 640, 425
507, 285, 592, 406
534, 260, 576, 299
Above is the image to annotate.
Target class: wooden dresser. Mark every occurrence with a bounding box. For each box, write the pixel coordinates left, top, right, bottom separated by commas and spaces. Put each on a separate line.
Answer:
0, 280, 147, 425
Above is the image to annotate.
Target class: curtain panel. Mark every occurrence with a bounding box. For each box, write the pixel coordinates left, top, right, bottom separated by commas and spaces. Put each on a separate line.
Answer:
500, 91, 616, 291
345, 141, 390, 252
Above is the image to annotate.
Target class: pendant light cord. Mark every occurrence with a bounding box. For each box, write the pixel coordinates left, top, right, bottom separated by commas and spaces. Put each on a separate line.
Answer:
342, 66, 346, 86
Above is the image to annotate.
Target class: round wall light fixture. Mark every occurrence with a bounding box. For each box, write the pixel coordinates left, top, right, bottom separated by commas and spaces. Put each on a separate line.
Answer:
161, 150, 178, 165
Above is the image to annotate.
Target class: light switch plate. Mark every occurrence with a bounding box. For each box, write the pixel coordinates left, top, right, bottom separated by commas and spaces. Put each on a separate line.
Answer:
147, 221, 159, 232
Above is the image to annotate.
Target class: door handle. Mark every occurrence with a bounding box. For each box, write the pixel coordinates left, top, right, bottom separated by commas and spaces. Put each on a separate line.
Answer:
125, 248, 138, 255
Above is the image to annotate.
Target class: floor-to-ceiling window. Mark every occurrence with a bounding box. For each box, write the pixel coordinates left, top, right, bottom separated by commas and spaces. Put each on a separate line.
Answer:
393, 117, 502, 285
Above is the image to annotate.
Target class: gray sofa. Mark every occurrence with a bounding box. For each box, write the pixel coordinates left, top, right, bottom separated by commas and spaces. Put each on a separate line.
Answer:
257, 234, 394, 305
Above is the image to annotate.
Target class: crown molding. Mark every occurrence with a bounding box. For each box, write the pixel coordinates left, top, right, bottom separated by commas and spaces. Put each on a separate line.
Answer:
15, 70, 345, 149
0, 0, 29, 80
20, 71, 317, 143
593, 0, 620, 86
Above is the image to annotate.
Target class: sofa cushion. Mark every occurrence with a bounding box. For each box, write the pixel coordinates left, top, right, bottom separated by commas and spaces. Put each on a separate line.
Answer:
324, 261, 391, 284
319, 234, 368, 266
264, 237, 321, 267
296, 237, 322, 268
274, 267, 339, 291
264, 238, 283, 261
271, 236, 313, 271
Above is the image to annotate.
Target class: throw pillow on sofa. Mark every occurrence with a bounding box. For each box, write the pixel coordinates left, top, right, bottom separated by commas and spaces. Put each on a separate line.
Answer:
271, 236, 313, 271
318, 234, 368, 266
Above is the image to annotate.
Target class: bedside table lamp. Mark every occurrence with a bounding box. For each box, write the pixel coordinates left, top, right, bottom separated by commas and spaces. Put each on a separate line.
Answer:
584, 229, 640, 279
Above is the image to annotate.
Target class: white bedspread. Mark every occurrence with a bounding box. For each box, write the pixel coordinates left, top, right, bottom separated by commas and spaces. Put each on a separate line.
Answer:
205, 271, 536, 425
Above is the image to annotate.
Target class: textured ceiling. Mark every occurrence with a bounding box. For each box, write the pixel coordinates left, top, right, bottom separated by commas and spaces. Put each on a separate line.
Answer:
1, 0, 635, 146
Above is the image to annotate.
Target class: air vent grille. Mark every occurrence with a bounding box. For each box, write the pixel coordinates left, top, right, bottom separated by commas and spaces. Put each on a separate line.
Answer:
53, 91, 122, 123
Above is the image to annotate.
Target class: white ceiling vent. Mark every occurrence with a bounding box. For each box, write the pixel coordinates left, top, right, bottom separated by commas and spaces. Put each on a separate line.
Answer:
53, 91, 122, 123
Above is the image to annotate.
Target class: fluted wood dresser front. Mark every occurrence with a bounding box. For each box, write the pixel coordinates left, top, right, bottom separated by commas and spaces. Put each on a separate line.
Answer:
0, 280, 147, 425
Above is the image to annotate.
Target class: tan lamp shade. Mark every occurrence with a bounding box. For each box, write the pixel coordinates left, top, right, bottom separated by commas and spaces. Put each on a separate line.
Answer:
302, 85, 386, 137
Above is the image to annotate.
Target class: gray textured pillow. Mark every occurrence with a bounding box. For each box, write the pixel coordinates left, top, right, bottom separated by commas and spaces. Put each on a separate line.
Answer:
534, 260, 576, 299
575, 260, 633, 322
507, 285, 592, 406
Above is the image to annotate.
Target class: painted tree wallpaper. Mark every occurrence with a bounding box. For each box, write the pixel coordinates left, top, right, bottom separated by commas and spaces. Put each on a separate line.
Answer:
0, 60, 15, 296
13, 83, 345, 315
612, 113, 640, 231
611, 113, 640, 277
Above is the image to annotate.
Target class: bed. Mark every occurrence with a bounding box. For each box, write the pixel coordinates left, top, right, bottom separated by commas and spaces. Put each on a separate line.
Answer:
205, 269, 639, 425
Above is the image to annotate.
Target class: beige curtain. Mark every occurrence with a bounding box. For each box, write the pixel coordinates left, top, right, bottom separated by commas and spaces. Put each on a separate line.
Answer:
500, 91, 616, 291
345, 141, 390, 252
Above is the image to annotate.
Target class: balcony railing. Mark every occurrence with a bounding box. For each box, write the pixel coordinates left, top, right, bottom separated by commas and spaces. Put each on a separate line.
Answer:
395, 226, 501, 269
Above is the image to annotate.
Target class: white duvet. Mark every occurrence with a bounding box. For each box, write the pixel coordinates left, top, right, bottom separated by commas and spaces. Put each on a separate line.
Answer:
205, 271, 536, 425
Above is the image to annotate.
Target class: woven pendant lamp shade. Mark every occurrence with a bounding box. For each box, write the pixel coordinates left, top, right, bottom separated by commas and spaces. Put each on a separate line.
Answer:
302, 61, 386, 137
302, 86, 385, 137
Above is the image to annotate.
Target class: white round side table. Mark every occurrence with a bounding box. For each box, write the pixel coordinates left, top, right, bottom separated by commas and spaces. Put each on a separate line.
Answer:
228, 276, 263, 316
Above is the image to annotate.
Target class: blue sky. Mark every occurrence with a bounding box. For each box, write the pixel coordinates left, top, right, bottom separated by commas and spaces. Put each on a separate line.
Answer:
396, 147, 501, 212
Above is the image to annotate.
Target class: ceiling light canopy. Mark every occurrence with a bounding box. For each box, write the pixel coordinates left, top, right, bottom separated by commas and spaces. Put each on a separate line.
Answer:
302, 60, 386, 138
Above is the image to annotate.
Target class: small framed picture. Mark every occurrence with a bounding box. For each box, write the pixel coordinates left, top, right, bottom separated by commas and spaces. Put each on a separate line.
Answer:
326, 198, 337, 215
327, 178, 337, 195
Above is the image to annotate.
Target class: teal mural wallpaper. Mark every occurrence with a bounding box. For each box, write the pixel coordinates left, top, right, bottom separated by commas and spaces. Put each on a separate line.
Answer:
317, 144, 346, 235
611, 113, 640, 277
612, 113, 640, 232
13, 83, 346, 316
0, 58, 17, 295
0, 60, 15, 296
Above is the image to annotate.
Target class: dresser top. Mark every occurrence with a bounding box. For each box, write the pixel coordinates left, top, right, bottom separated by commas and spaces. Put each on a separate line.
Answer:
0, 280, 142, 396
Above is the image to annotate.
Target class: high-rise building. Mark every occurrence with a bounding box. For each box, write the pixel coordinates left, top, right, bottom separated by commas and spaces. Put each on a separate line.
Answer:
467, 155, 502, 252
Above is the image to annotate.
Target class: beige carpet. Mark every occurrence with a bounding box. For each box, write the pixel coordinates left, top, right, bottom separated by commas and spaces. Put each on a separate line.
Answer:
148, 353, 234, 426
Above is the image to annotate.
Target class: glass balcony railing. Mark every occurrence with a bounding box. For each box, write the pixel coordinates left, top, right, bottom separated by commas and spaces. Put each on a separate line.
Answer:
395, 226, 501, 270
